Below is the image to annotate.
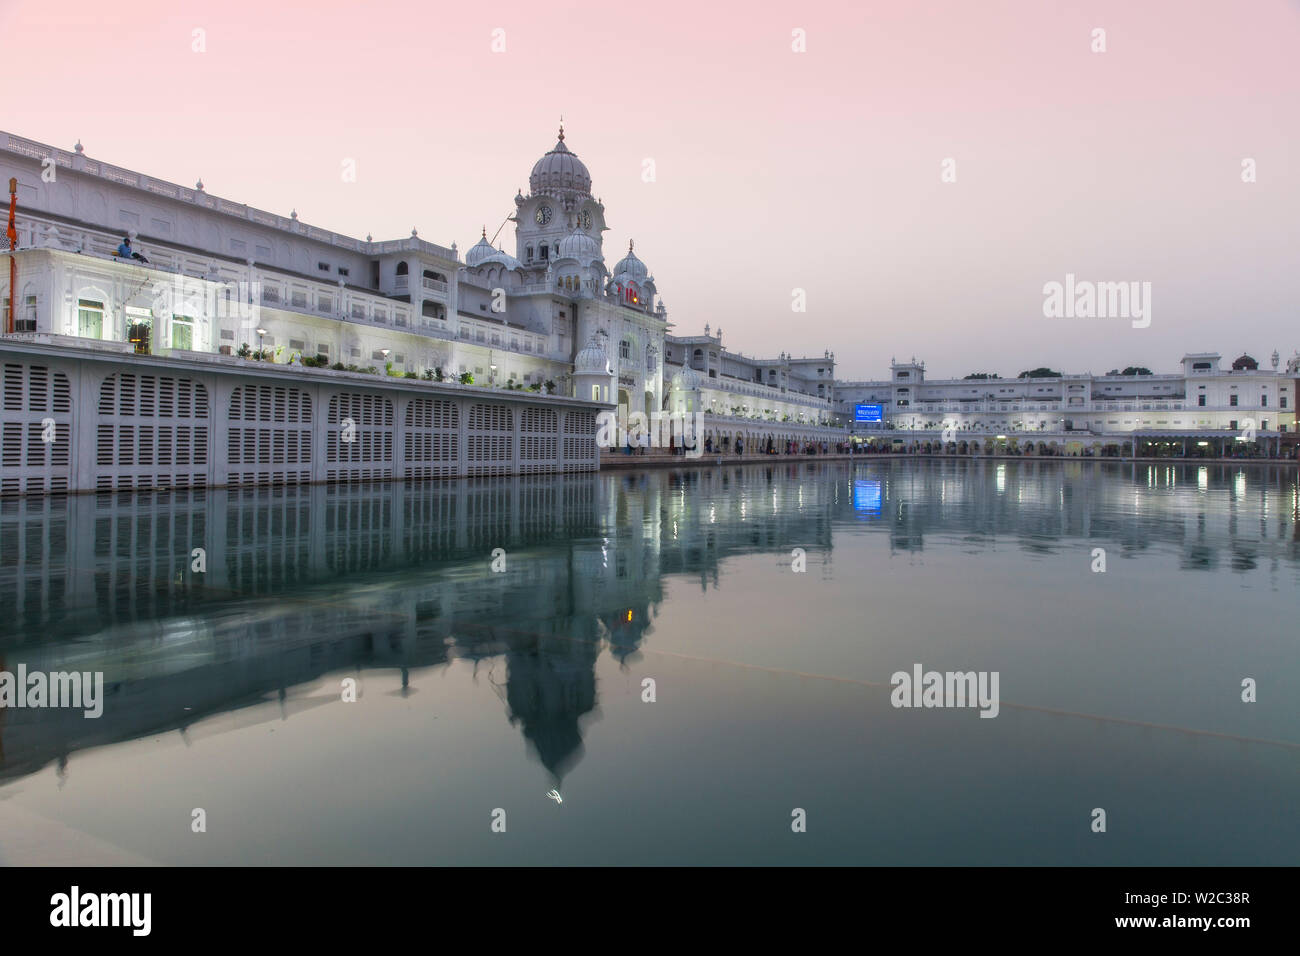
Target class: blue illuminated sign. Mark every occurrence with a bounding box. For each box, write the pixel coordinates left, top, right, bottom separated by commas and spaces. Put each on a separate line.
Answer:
855, 404, 883, 423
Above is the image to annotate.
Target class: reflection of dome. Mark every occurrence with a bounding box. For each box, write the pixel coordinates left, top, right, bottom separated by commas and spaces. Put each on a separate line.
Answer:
612, 240, 647, 281
671, 366, 701, 390
575, 336, 609, 373
529, 126, 592, 197
556, 227, 600, 264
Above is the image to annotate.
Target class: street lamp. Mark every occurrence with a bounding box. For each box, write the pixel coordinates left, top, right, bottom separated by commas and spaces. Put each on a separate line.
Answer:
256, 327, 267, 357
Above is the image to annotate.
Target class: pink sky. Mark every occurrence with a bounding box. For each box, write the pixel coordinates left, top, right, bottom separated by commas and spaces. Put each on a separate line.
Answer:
4, 0, 1297, 378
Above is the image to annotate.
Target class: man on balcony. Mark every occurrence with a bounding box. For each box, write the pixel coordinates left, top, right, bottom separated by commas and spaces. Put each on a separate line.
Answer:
116, 235, 149, 263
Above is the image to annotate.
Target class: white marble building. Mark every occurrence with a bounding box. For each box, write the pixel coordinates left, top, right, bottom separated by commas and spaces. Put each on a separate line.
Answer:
836, 353, 1298, 449
0, 128, 846, 449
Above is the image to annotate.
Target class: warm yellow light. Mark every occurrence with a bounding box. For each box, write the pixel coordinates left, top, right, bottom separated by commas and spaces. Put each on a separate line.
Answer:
626, 610, 633, 622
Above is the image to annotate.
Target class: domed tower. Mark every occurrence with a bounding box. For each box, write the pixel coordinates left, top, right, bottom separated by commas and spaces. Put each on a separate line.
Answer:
552, 224, 604, 296
572, 332, 613, 403
514, 126, 607, 272
609, 240, 654, 309
669, 364, 702, 414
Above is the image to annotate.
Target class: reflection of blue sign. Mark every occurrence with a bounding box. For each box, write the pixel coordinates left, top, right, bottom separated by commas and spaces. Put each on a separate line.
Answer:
853, 479, 881, 514
855, 404, 882, 423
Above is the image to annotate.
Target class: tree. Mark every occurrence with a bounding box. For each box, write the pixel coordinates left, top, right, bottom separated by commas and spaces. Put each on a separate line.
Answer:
1120, 366, 1152, 376
1018, 367, 1062, 378
459, 371, 474, 385
963, 372, 1000, 380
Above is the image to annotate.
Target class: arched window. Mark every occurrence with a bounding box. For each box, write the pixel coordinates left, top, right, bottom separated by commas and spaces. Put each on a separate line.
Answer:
395, 261, 408, 276
526, 246, 533, 261
540, 243, 549, 260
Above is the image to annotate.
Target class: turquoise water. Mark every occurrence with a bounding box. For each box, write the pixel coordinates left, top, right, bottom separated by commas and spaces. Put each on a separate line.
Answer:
0, 460, 1296, 864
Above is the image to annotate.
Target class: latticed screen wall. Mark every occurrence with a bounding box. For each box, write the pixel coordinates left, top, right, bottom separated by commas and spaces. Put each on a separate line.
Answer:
0, 349, 605, 493
227, 384, 313, 486
466, 402, 514, 478
95, 373, 210, 491
326, 392, 395, 484
1, 362, 72, 495
564, 409, 599, 472
518, 407, 559, 474
403, 397, 458, 481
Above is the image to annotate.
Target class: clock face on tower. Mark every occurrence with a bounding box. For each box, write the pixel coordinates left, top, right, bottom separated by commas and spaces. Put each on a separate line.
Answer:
582, 210, 593, 231
535, 205, 553, 226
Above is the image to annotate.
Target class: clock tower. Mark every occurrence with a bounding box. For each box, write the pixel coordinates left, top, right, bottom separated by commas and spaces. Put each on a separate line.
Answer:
513, 126, 606, 272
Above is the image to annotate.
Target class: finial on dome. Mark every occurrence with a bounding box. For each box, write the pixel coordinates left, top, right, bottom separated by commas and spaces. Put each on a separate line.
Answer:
558, 115, 565, 142
74, 140, 84, 154
481, 225, 487, 238
628, 239, 634, 253
411, 227, 418, 237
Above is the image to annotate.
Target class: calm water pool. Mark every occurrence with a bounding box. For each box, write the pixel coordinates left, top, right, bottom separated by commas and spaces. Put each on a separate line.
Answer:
0, 460, 1296, 865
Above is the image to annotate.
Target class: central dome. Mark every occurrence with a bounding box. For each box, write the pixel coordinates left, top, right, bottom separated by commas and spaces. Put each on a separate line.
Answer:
529, 126, 592, 197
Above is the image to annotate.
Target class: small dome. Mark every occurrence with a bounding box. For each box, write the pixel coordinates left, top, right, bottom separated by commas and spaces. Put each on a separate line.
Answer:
575, 336, 610, 373
466, 228, 521, 270
612, 240, 647, 281
483, 247, 522, 270
465, 228, 496, 267
671, 366, 701, 391
556, 227, 600, 264
529, 126, 592, 197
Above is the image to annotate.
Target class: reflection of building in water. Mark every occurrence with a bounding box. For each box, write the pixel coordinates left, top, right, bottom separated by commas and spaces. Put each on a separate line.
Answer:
0, 465, 839, 784
857, 459, 1298, 569
3, 460, 1291, 785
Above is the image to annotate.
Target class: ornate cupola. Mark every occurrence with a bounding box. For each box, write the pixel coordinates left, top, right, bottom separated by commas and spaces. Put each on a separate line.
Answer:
573, 332, 614, 403
529, 125, 593, 199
